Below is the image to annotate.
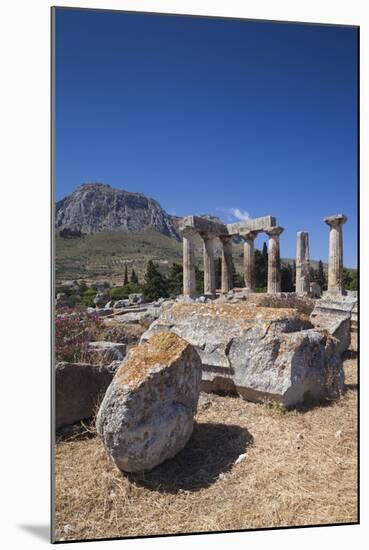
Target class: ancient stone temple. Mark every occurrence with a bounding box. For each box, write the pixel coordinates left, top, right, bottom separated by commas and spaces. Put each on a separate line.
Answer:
324, 214, 347, 295
179, 211, 349, 298
179, 215, 285, 296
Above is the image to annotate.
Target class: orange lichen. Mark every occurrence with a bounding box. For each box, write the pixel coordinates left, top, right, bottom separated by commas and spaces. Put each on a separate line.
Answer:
116, 332, 189, 387
165, 303, 309, 327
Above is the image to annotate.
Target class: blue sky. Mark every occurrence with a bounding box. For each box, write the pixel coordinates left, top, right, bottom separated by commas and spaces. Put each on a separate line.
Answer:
55, 9, 358, 267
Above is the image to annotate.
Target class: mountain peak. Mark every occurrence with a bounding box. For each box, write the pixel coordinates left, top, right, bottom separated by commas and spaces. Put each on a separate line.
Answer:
56, 183, 180, 239
76, 182, 113, 191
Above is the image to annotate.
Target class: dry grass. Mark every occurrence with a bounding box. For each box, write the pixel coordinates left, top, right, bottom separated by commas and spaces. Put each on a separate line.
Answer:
54, 358, 358, 542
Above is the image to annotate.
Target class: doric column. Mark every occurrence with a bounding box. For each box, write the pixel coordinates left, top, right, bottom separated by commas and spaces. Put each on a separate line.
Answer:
324, 214, 347, 294
219, 235, 233, 294
241, 230, 260, 292
181, 227, 196, 296
200, 232, 216, 296
296, 231, 310, 295
265, 226, 284, 293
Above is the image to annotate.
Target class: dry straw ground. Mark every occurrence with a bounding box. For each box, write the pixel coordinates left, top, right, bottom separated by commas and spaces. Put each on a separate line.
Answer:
54, 357, 358, 542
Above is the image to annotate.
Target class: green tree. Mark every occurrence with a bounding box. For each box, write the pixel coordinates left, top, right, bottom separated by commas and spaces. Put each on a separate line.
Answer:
292, 260, 296, 290
78, 281, 88, 293
109, 282, 144, 300
348, 270, 358, 291
167, 262, 183, 297
123, 264, 129, 286
314, 260, 327, 291
143, 260, 169, 302
130, 268, 138, 284
214, 257, 222, 290
82, 288, 97, 307
255, 243, 268, 290
343, 268, 357, 291
232, 260, 244, 288
195, 264, 204, 295
281, 264, 294, 292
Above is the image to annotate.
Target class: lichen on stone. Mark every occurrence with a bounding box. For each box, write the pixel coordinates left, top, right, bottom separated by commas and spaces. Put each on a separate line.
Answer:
116, 332, 189, 387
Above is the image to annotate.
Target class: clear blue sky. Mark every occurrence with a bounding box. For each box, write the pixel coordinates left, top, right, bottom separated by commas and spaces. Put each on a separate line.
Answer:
55, 8, 358, 267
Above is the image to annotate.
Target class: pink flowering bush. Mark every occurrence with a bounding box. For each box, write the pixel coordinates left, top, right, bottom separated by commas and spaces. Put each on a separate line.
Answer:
55, 307, 103, 363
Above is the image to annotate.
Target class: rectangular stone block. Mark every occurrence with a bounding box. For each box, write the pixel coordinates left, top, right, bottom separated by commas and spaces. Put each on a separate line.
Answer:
227, 216, 277, 234
180, 215, 228, 236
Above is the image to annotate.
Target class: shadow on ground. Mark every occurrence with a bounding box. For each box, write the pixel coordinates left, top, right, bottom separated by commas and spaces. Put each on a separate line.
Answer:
18, 524, 50, 542
127, 422, 253, 493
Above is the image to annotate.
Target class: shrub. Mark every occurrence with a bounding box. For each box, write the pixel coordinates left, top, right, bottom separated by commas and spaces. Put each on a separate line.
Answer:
82, 288, 97, 307
55, 308, 103, 363
109, 282, 144, 300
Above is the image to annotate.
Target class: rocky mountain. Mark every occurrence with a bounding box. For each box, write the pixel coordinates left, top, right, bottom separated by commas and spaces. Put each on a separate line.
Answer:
56, 183, 180, 239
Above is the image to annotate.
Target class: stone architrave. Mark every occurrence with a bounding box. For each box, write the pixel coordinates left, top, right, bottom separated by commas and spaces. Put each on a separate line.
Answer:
265, 226, 284, 293
219, 235, 233, 294
296, 231, 310, 295
324, 214, 347, 294
200, 232, 216, 296
181, 227, 196, 296
241, 230, 260, 292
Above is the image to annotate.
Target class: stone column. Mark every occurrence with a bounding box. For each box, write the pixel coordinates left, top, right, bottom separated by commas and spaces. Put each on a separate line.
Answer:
265, 226, 284, 293
219, 235, 233, 294
241, 230, 260, 292
296, 231, 310, 295
181, 227, 196, 296
200, 232, 216, 296
324, 214, 347, 294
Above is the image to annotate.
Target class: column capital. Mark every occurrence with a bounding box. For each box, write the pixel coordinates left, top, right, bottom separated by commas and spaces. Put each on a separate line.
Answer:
324, 214, 347, 228
265, 226, 284, 237
239, 229, 260, 242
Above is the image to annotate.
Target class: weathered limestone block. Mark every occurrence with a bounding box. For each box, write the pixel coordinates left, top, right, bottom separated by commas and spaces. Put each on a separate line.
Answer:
141, 303, 344, 407
112, 306, 163, 325
55, 362, 116, 429
96, 332, 202, 473
310, 293, 357, 355
87, 341, 127, 363
227, 216, 277, 235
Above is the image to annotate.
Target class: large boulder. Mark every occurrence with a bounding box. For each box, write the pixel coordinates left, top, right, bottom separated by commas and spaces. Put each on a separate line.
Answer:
141, 303, 344, 407
96, 332, 202, 473
55, 362, 117, 429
